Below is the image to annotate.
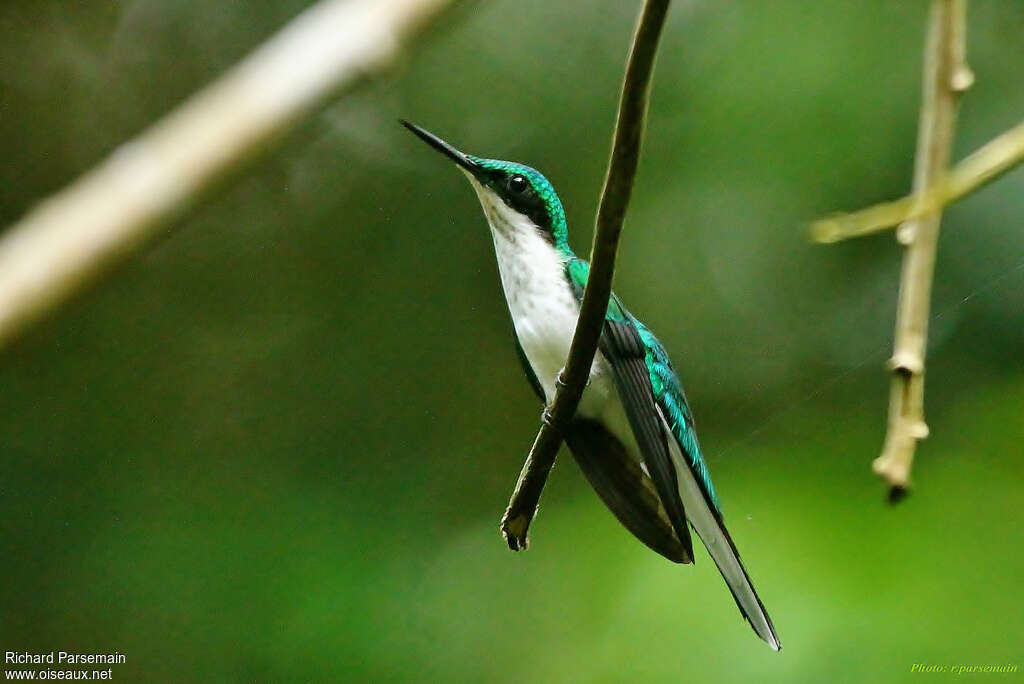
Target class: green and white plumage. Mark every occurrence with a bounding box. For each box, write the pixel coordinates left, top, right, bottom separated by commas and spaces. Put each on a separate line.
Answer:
403, 121, 780, 651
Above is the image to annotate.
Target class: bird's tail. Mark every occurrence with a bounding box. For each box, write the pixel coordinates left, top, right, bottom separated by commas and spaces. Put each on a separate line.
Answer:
660, 414, 781, 651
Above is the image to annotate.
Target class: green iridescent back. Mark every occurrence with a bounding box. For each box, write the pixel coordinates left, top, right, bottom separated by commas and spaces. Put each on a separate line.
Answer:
566, 257, 722, 514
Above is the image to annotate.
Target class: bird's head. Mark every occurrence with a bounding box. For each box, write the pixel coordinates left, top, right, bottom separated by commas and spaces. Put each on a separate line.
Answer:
402, 120, 568, 250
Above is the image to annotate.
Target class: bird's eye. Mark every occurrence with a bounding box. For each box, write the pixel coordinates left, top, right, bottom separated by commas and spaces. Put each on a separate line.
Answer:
509, 175, 528, 193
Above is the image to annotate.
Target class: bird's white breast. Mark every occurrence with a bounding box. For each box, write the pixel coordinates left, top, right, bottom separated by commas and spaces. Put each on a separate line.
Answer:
467, 179, 612, 415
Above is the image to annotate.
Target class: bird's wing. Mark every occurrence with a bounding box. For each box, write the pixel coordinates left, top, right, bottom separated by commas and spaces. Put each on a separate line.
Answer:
627, 314, 781, 651
514, 320, 689, 562
566, 256, 779, 649
562, 257, 693, 559
564, 418, 691, 563
599, 316, 695, 561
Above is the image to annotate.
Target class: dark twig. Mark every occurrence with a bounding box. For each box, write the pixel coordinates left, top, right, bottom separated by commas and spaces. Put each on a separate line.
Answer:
500, 0, 671, 550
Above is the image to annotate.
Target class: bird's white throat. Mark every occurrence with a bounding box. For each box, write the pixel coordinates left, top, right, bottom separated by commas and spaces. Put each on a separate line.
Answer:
465, 177, 610, 410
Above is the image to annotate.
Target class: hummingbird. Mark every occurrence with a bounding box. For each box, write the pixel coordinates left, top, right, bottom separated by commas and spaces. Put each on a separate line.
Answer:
402, 120, 780, 651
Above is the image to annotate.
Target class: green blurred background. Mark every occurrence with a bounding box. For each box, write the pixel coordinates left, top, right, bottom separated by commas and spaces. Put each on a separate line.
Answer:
2, 1, 1023, 681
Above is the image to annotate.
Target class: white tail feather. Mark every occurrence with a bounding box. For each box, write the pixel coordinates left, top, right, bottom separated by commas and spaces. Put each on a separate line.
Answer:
658, 411, 781, 651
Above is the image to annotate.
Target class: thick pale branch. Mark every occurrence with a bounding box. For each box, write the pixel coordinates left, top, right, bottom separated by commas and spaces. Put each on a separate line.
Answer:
873, 0, 969, 498
499, 0, 671, 550
812, 118, 1023, 243
0, 0, 456, 352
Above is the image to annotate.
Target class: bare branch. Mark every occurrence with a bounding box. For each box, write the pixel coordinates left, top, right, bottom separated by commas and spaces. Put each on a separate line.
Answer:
0, 0, 457, 352
873, 0, 970, 499
500, 0, 671, 550
812, 118, 1023, 243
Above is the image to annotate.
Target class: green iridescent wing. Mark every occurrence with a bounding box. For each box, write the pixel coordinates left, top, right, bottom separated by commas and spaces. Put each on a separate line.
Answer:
598, 315, 695, 560
564, 258, 721, 514
565, 257, 780, 651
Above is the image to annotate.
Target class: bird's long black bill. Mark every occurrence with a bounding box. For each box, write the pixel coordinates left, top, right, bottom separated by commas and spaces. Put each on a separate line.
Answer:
400, 120, 481, 174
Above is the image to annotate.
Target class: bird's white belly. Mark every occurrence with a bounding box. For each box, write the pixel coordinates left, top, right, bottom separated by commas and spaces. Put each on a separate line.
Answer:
512, 293, 609, 402
490, 232, 613, 419
512, 294, 639, 474
512, 296, 647, 474
513, 309, 616, 420
473, 181, 638, 459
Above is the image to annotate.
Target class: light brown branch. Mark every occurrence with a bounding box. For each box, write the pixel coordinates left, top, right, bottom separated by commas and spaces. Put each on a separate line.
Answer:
0, 0, 456, 352
812, 117, 1022, 243
499, 0, 671, 550
873, 0, 970, 499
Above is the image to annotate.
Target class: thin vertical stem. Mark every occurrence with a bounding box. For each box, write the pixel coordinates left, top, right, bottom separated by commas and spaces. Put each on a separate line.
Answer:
499, 0, 671, 549
874, 0, 971, 499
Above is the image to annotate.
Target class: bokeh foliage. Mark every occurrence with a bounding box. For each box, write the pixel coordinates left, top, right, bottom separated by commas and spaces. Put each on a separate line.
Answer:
1, 1, 1023, 681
